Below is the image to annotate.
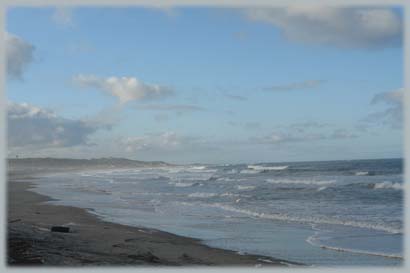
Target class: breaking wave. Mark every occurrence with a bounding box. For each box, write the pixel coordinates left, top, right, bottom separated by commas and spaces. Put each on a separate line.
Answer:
240, 169, 261, 174
216, 177, 238, 182
191, 166, 207, 170
266, 178, 335, 186
188, 192, 219, 198
207, 203, 402, 234
248, 165, 289, 171
370, 181, 402, 190
237, 185, 256, 190
169, 181, 201, 187
187, 192, 241, 198
306, 234, 403, 260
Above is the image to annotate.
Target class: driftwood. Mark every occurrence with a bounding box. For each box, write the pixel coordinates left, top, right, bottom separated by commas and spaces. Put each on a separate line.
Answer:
50, 226, 70, 233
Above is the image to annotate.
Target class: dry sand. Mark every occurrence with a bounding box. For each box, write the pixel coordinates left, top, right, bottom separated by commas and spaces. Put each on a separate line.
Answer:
7, 174, 298, 267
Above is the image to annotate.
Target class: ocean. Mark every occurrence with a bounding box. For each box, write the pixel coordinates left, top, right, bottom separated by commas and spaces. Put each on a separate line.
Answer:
30, 158, 403, 266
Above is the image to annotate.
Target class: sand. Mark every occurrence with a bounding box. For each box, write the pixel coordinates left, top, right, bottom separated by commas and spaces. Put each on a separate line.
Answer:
7, 174, 299, 267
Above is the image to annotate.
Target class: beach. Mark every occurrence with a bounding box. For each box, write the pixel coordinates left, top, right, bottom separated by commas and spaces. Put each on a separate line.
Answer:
6, 158, 403, 267
7, 172, 294, 266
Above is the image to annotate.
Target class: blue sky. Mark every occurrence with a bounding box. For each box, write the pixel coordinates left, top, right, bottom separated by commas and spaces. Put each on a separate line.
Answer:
6, 6, 404, 164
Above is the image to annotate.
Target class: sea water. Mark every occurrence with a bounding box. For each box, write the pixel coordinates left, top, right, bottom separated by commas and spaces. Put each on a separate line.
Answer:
30, 159, 403, 266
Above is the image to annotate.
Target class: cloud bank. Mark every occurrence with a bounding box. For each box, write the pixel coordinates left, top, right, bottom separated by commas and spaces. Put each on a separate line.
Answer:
73, 75, 173, 104
120, 132, 204, 153
8, 102, 104, 148
6, 33, 35, 79
137, 104, 205, 113
365, 88, 403, 129
245, 7, 402, 49
254, 128, 357, 145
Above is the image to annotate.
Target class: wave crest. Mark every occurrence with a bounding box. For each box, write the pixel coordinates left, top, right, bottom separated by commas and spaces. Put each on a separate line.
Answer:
188, 192, 218, 198
248, 165, 288, 171
266, 178, 335, 186
169, 181, 201, 187
208, 203, 402, 234
306, 234, 403, 259
237, 185, 256, 190
370, 181, 402, 190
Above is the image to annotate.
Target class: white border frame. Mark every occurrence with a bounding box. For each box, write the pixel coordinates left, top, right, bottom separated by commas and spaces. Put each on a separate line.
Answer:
0, 0, 408, 272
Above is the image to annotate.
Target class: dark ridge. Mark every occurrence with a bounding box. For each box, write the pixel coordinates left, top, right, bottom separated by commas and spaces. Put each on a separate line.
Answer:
7, 157, 173, 176
8, 157, 171, 166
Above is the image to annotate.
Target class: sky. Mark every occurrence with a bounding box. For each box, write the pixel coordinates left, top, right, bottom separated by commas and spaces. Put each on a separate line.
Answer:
5, 6, 404, 164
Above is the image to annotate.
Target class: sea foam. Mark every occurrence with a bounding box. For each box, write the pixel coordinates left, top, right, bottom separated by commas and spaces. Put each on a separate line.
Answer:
188, 192, 219, 198
266, 178, 334, 186
306, 234, 403, 260
248, 165, 289, 171
372, 181, 402, 190
237, 185, 256, 190
207, 203, 402, 234
169, 182, 196, 187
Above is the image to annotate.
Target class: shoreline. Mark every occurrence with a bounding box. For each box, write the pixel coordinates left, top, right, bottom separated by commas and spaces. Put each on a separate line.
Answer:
7, 173, 299, 266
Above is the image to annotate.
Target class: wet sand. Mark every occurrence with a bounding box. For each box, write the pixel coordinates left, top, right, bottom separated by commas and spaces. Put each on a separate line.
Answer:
7, 174, 298, 266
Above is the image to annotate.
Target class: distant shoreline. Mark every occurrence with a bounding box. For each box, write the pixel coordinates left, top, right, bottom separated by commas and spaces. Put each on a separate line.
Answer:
7, 170, 298, 266
7, 156, 403, 168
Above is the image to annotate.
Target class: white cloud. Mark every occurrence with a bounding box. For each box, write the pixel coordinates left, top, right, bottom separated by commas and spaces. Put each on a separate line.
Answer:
264, 80, 323, 91
245, 7, 402, 48
8, 102, 105, 148
73, 75, 173, 104
365, 88, 403, 129
6, 33, 35, 79
371, 88, 403, 105
120, 132, 201, 153
254, 128, 357, 144
137, 104, 205, 112
122, 132, 176, 152
52, 7, 74, 26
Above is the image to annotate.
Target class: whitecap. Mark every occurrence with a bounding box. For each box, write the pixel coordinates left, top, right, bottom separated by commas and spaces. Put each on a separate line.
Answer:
306, 234, 403, 260
240, 169, 261, 174
248, 165, 288, 171
191, 166, 207, 170
216, 177, 237, 182
237, 185, 256, 190
355, 171, 369, 176
188, 192, 218, 198
372, 181, 402, 190
169, 182, 195, 187
266, 178, 334, 186
220, 192, 241, 197
207, 203, 402, 234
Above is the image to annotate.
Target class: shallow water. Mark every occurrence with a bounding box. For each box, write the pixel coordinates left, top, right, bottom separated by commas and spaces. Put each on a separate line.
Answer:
30, 159, 403, 266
